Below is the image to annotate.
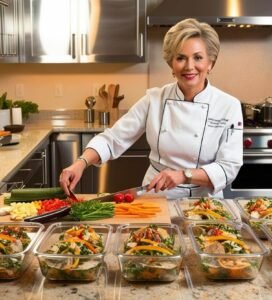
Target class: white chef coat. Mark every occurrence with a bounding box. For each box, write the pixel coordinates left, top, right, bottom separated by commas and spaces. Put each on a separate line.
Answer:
86, 81, 243, 199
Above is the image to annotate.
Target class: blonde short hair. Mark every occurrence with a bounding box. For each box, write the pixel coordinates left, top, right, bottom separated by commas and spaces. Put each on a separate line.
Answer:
163, 18, 220, 67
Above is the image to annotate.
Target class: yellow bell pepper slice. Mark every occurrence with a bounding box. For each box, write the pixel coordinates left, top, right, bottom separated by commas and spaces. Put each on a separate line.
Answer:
70, 258, 80, 269
204, 235, 249, 250
126, 245, 173, 255
0, 241, 6, 250
189, 209, 225, 219
140, 238, 159, 246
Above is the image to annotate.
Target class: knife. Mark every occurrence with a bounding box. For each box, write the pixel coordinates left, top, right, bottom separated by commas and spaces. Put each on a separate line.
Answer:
24, 185, 148, 223
93, 184, 148, 202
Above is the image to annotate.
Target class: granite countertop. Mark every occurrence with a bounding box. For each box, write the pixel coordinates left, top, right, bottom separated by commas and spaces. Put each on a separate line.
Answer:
0, 202, 271, 300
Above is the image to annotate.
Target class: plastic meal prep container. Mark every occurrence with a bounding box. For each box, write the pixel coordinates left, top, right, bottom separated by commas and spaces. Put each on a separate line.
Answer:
234, 196, 272, 238
174, 197, 239, 232
188, 220, 269, 280
33, 222, 112, 281
0, 222, 44, 280
114, 223, 187, 282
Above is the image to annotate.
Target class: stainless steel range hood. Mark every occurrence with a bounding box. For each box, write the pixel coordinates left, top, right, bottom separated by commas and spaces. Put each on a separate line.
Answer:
147, 0, 272, 26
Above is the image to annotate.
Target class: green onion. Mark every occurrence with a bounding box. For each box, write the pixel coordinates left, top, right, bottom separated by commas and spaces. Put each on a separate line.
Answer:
70, 200, 114, 221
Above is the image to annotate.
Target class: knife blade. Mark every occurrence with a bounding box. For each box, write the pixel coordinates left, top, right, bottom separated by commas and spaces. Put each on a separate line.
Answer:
92, 185, 148, 202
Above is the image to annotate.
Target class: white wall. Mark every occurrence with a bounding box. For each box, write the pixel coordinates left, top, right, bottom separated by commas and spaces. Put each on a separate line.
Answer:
0, 26, 271, 110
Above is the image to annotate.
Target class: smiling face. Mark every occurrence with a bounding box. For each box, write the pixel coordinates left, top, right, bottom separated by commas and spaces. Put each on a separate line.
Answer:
171, 37, 213, 101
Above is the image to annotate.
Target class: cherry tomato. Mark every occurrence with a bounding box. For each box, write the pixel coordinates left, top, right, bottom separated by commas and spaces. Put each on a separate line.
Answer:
113, 193, 125, 203
124, 193, 134, 203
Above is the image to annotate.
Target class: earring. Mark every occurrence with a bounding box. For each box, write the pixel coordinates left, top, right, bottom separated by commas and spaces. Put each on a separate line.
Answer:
207, 69, 211, 75
172, 72, 175, 78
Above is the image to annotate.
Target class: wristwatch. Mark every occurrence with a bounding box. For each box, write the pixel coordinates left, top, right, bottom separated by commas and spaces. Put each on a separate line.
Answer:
183, 169, 193, 184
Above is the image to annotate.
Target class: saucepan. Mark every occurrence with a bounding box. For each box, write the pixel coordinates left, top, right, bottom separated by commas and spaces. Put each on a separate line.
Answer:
253, 96, 272, 126
241, 103, 259, 121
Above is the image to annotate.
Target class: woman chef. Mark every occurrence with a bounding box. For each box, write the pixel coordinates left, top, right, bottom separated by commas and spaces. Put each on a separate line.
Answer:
59, 18, 243, 199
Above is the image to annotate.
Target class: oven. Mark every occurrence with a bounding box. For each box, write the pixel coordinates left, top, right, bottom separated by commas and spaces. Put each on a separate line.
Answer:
224, 128, 272, 198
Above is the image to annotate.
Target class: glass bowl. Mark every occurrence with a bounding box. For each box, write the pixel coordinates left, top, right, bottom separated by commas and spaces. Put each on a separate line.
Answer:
0, 222, 44, 280
174, 197, 239, 232
188, 220, 269, 280
234, 196, 272, 238
114, 223, 186, 282
261, 221, 272, 250
33, 222, 112, 281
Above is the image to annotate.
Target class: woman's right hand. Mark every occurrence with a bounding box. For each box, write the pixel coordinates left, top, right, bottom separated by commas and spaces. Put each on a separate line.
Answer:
59, 160, 86, 195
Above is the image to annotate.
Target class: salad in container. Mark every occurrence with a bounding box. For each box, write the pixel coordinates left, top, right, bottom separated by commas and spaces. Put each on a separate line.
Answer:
188, 220, 269, 280
0, 222, 44, 280
115, 223, 186, 282
235, 197, 272, 237
175, 197, 238, 232
33, 222, 112, 281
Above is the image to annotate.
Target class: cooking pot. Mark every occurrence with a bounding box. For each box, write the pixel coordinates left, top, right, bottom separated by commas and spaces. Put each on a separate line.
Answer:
253, 97, 272, 126
241, 103, 259, 121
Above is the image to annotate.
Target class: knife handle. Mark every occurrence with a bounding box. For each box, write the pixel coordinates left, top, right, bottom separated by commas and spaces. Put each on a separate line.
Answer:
24, 206, 71, 223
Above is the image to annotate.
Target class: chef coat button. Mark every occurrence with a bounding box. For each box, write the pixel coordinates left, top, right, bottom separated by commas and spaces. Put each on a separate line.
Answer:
161, 129, 167, 133
201, 105, 206, 109
194, 134, 198, 138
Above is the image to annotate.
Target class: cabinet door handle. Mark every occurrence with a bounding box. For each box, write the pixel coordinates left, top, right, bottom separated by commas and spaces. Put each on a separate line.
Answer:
42, 149, 48, 186
72, 33, 76, 59
81, 33, 88, 55
139, 33, 144, 57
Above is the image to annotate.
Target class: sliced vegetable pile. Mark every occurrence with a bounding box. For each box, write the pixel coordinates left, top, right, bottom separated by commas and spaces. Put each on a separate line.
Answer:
184, 197, 233, 220
2, 187, 160, 221
70, 201, 115, 221
115, 202, 161, 218
3, 187, 82, 220
244, 197, 272, 219
124, 224, 176, 256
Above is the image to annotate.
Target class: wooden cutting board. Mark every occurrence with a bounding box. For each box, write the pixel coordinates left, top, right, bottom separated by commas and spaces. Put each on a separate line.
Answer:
0, 194, 171, 224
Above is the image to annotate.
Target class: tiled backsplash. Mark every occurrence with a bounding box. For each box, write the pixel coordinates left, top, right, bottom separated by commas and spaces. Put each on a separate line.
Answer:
25, 109, 128, 123
26, 109, 85, 121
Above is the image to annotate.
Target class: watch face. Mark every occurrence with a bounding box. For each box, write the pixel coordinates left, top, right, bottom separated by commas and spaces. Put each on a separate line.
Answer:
184, 169, 192, 184
185, 169, 192, 178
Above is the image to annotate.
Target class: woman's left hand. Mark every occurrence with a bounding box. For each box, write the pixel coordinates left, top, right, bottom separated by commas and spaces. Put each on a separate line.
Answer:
147, 169, 184, 192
